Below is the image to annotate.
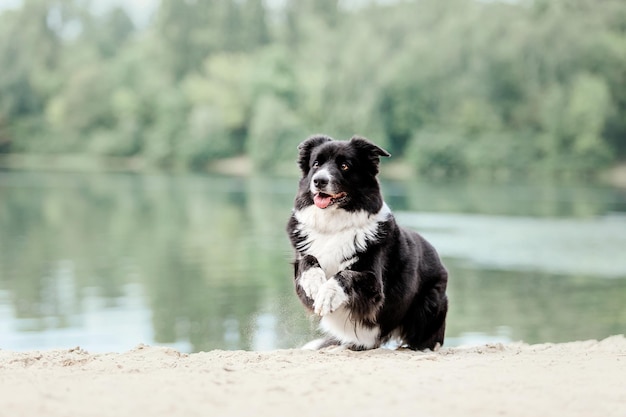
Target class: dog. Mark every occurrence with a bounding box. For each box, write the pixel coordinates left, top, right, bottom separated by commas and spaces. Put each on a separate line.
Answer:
286, 134, 449, 350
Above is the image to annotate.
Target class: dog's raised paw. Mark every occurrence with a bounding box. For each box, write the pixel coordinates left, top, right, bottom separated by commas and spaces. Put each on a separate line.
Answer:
313, 278, 348, 316
299, 267, 326, 300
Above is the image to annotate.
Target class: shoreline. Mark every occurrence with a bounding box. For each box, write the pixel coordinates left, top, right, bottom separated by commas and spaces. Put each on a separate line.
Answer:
2, 153, 626, 187
2, 335, 625, 417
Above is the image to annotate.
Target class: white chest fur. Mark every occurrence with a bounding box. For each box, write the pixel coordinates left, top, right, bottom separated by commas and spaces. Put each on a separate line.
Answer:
293, 203, 390, 277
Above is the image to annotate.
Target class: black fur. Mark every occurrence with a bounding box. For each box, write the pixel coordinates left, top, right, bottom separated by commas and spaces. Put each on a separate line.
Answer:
286, 134, 449, 350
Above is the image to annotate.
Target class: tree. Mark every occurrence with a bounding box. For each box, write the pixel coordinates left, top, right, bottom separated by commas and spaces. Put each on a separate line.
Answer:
0, 0, 624, 178
83, 7, 135, 58
241, 0, 271, 49
154, 0, 221, 79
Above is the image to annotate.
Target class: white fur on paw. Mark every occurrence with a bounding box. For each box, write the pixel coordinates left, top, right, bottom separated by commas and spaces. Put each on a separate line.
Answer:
299, 267, 326, 300
313, 278, 348, 316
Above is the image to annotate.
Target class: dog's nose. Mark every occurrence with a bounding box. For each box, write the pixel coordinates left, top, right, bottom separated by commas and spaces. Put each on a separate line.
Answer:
312, 174, 329, 189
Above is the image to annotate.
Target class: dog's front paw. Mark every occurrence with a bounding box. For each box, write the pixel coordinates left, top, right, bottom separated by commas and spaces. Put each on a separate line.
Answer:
299, 267, 327, 300
313, 278, 348, 316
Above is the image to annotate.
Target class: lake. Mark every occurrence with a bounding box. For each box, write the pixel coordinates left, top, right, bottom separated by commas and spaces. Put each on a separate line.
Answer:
1, 170, 625, 352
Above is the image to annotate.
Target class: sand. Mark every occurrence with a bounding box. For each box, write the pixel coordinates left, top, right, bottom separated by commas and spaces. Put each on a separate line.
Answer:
1, 336, 625, 417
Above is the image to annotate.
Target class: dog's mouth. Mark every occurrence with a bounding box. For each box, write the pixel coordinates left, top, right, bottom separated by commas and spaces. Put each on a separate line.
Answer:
314, 192, 347, 209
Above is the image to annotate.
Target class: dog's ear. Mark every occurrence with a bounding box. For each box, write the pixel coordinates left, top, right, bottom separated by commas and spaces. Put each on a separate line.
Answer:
297, 135, 333, 173
350, 136, 390, 174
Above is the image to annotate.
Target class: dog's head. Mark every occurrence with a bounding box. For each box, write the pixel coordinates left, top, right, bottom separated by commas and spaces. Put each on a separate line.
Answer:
295, 135, 390, 213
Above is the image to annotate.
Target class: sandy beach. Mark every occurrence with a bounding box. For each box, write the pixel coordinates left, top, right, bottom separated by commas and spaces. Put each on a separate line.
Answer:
1, 336, 625, 417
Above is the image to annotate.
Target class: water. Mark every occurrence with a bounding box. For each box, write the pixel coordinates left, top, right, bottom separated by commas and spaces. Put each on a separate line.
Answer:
1, 171, 625, 352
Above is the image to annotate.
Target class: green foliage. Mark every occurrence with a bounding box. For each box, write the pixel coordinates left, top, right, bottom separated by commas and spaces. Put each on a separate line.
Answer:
247, 94, 305, 172
407, 129, 468, 179
0, 0, 625, 179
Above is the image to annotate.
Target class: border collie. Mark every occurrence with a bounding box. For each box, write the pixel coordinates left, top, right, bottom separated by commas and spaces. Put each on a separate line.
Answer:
286, 135, 449, 350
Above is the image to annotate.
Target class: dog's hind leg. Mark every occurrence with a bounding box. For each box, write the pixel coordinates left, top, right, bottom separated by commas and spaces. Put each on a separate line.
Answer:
411, 304, 447, 351
403, 279, 448, 351
301, 337, 341, 350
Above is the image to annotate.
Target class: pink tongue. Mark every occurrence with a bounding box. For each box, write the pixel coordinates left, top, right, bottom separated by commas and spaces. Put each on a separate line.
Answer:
314, 194, 332, 209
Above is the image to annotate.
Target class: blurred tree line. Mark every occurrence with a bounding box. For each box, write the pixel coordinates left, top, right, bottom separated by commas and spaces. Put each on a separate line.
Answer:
0, 0, 624, 179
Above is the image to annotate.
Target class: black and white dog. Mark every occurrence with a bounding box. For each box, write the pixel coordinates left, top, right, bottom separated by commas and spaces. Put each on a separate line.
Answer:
286, 135, 449, 351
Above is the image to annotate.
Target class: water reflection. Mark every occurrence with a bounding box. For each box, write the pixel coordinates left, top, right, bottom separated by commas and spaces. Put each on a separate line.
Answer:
0, 171, 625, 352
445, 261, 626, 344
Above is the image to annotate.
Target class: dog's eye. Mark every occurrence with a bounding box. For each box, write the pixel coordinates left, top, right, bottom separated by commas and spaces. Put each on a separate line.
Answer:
312, 160, 319, 168
340, 163, 350, 172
